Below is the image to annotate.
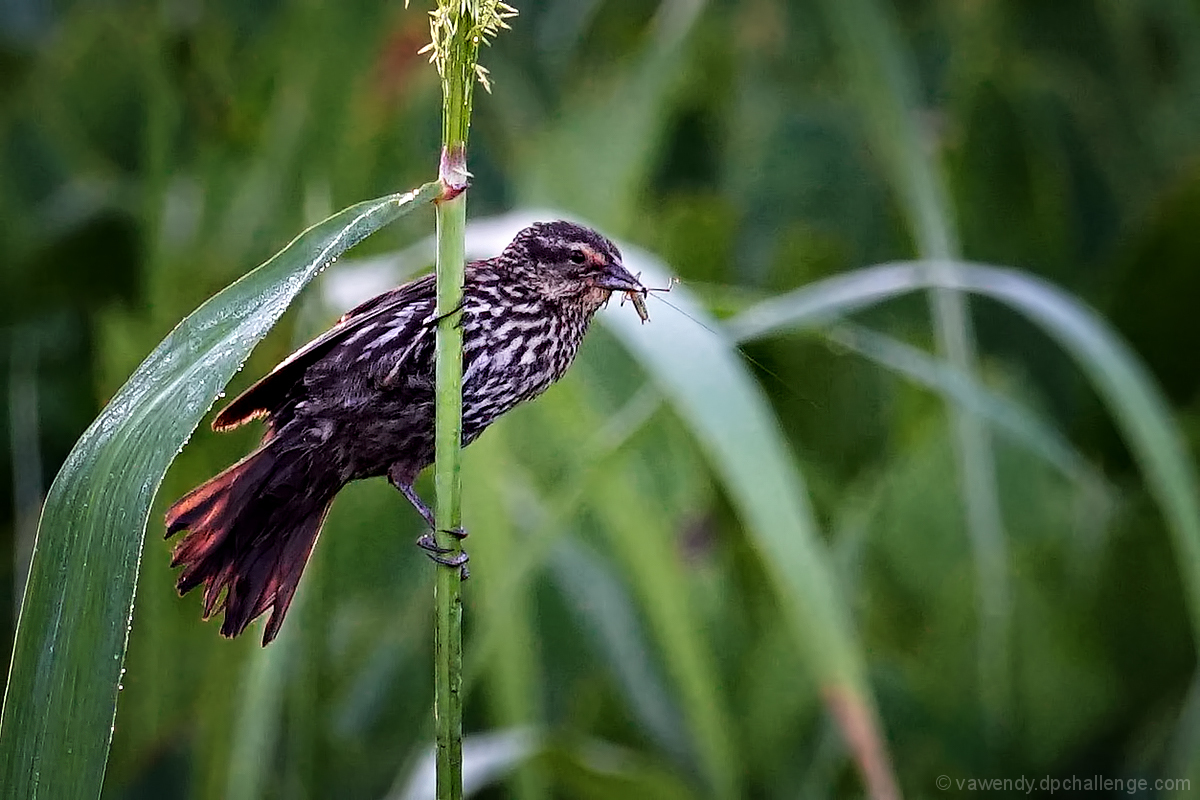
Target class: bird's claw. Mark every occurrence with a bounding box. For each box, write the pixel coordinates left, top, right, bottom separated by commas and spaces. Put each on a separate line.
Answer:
416, 532, 470, 580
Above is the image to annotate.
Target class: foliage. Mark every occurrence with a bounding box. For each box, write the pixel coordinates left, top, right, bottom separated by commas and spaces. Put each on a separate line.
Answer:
0, 186, 439, 798
2, 0, 1200, 798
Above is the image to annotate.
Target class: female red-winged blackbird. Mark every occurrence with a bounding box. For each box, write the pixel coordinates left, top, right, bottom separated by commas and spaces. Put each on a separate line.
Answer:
166, 220, 644, 644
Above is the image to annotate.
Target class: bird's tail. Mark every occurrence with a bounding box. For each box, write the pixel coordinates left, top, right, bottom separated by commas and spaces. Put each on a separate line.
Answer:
165, 444, 339, 644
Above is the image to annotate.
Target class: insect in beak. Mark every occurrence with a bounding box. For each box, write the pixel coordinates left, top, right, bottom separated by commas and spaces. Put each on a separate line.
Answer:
625, 290, 650, 323
619, 274, 678, 324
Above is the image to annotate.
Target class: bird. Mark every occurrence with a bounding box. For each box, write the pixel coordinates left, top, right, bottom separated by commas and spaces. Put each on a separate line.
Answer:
165, 220, 645, 645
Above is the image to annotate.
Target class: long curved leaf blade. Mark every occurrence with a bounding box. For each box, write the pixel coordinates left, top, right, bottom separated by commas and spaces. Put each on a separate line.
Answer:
326, 210, 901, 800
601, 244, 898, 800
0, 183, 438, 799
819, 322, 1107, 495
731, 260, 1200, 659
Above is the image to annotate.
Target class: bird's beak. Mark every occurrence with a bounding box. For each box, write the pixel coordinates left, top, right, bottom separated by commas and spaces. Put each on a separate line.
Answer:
596, 263, 644, 293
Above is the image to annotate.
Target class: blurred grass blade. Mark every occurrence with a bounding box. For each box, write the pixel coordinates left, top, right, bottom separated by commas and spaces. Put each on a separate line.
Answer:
225, 622, 292, 800
606, 245, 899, 800
732, 260, 1200, 658
1167, 673, 1200, 792
819, 0, 1011, 736
824, 321, 1116, 555
458, 426, 548, 800
396, 728, 540, 800
528, 378, 736, 798
550, 539, 689, 766
456, 388, 663, 694
820, 322, 1107, 495
0, 183, 438, 799
583, 457, 736, 797
819, 0, 958, 260
516, 0, 705, 230
396, 729, 702, 800
464, 421, 698, 789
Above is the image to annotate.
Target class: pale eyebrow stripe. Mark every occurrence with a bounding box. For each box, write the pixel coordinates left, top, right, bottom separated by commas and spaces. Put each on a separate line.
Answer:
579, 244, 606, 266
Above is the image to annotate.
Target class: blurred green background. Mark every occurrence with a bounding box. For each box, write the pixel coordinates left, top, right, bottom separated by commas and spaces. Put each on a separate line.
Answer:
3, 0, 1200, 797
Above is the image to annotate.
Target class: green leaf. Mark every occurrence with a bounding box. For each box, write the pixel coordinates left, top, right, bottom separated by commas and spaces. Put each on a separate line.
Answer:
550, 539, 689, 766
818, 322, 1109, 497
514, 0, 706, 231
0, 184, 439, 799
601, 245, 897, 800
731, 260, 1200, 661
818, 0, 1014, 736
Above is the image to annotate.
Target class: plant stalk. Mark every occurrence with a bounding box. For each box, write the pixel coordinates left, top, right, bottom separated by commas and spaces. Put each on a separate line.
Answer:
431, 2, 481, 798
424, 1, 515, 794
433, 171, 466, 800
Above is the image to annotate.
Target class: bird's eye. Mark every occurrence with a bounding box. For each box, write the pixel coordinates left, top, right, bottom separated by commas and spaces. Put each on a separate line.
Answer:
569, 250, 587, 265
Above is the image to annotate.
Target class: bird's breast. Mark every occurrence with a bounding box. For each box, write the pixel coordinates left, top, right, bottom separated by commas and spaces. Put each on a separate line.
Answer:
459, 301, 587, 416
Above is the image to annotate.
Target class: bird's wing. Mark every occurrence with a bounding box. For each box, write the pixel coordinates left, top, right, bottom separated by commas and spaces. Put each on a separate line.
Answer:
212, 274, 437, 432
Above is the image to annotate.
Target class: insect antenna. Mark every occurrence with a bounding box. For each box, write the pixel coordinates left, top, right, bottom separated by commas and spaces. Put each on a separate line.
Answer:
643, 276, 679, 295
646, 290, 820, 410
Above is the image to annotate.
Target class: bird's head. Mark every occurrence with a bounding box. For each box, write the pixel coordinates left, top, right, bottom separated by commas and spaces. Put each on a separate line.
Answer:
504, 221, 644, 313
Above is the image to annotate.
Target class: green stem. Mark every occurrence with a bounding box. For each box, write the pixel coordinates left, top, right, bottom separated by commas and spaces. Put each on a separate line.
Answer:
433, 178, 466, 800
432, 5, 477, 800
425, 2, 516, 795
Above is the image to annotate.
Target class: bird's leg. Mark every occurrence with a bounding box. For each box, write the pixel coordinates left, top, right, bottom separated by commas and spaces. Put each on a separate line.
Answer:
388, 466, 436, 527
388, 464, 469, 580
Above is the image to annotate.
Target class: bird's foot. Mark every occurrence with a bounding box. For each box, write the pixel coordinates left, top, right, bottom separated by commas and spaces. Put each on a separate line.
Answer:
416, 532, 470, 580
